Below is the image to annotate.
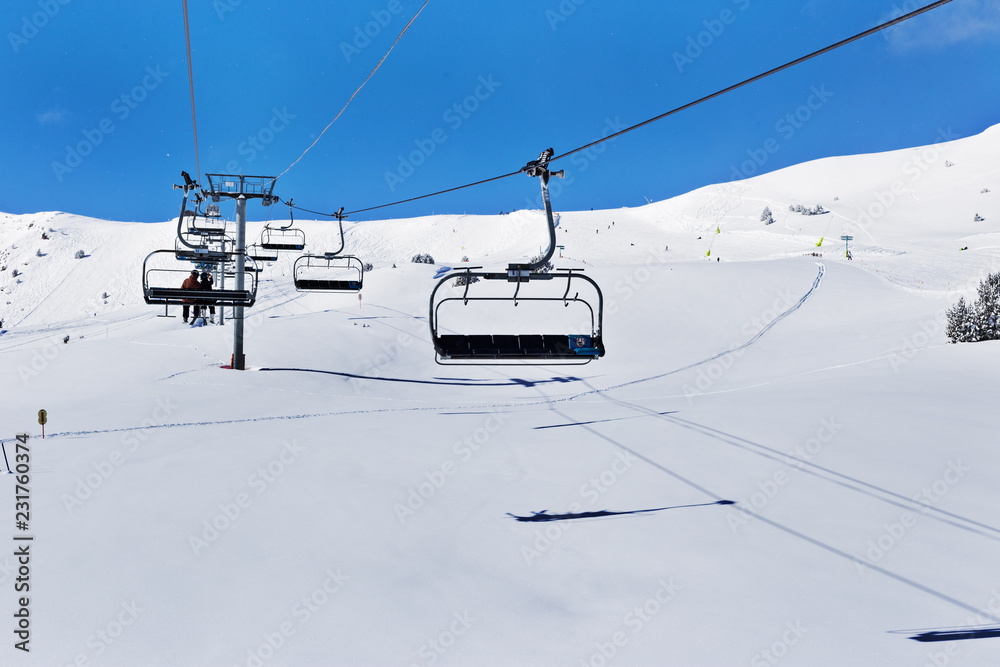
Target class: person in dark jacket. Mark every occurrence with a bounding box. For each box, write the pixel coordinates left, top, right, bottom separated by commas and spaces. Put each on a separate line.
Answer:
181, 270, 200, 323
199, 271, 216, 324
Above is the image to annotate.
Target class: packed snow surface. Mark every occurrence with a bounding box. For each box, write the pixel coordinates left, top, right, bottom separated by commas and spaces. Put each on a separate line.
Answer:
1, 126, 999, 665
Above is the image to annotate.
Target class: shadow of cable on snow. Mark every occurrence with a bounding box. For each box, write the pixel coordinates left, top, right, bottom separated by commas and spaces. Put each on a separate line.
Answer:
259, 367, 585, 388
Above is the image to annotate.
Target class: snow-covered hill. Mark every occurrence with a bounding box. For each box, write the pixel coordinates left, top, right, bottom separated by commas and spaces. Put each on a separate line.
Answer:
1, 125, 999, 666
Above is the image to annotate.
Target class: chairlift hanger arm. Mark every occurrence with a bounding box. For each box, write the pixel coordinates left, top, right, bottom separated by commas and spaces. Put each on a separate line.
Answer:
520, 148, 563, 273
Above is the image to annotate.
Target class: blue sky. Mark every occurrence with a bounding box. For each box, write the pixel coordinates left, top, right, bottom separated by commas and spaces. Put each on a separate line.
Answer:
2, 0, 999, 223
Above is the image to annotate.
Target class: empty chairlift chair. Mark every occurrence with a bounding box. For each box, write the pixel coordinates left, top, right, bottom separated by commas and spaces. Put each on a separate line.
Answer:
293, 253, 364, 292
247, 242, 278, 262
427, 148, 606, 365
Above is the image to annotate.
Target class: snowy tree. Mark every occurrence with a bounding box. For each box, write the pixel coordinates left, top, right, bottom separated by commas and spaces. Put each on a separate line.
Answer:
74, 249, 86, 259
947, 272, 1000, 343
973, 272, 1000, 340
760, 207, 774, 225
946, 297, 976, 343
410, 253, 434, 264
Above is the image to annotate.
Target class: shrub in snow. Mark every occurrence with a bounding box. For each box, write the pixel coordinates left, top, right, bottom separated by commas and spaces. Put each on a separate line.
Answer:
411, 253, 434, 264
454, 273, 480, 287
982, 188, 991, 194
363, 262, 373, 272
761, 206, 774, 225
946, 272, 1000, 343
974, 213, 985, 222
945, 160, 954, 167
788, 204, 828, 216
11, 268, 20, 277
36, 249, 43, 257
74, 250, 86, 259
528, 253, 553, 274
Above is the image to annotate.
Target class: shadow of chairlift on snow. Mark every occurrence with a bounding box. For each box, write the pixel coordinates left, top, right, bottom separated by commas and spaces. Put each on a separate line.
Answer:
903, 627, 1000, 642
507, 500, 735, 522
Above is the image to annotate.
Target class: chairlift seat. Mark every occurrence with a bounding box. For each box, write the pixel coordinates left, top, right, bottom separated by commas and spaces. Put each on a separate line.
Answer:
144, 287, 254, 307
260, 239, 306, 251
435, 333, 603, 361
295, 279, 361, 291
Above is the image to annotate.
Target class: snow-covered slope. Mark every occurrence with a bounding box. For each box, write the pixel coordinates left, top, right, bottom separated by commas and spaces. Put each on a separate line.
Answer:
1, 126, 999, 666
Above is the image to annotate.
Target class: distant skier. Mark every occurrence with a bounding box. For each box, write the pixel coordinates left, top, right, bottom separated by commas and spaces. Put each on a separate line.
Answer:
199, 271, 216, 324
181, 270, 201, 323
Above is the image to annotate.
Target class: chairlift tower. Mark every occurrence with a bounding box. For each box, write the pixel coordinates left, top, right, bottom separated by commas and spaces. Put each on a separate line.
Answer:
203, 174, 278, 370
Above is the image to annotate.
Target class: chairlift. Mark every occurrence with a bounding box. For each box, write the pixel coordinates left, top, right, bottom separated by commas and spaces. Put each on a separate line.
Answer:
259, 199, 306, 251
291, 207, 364, 291
293, 253, 364, 292
143, 249, 258, 307
428, 149, 605, 365
185, 204, 227, 236
247, 243, 278, 262
174, 233, 233, 262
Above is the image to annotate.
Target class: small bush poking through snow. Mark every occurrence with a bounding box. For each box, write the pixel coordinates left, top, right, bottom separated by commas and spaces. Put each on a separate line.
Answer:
528, 253, 554, 274
411, 253, 434, 265
788, 204, 827, 216
75, 249, 86, 259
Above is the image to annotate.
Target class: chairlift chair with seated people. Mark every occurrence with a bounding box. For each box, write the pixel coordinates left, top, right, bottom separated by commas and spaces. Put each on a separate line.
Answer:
143, 249, 259, 307
428, 149, 606, 365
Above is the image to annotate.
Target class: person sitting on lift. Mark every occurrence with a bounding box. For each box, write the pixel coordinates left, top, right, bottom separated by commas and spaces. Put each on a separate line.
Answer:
181, 269, 200, 323
199, 271, 216, 324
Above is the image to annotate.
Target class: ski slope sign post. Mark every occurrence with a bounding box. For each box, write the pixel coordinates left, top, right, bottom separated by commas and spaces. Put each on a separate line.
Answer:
38, 409, 47, 439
